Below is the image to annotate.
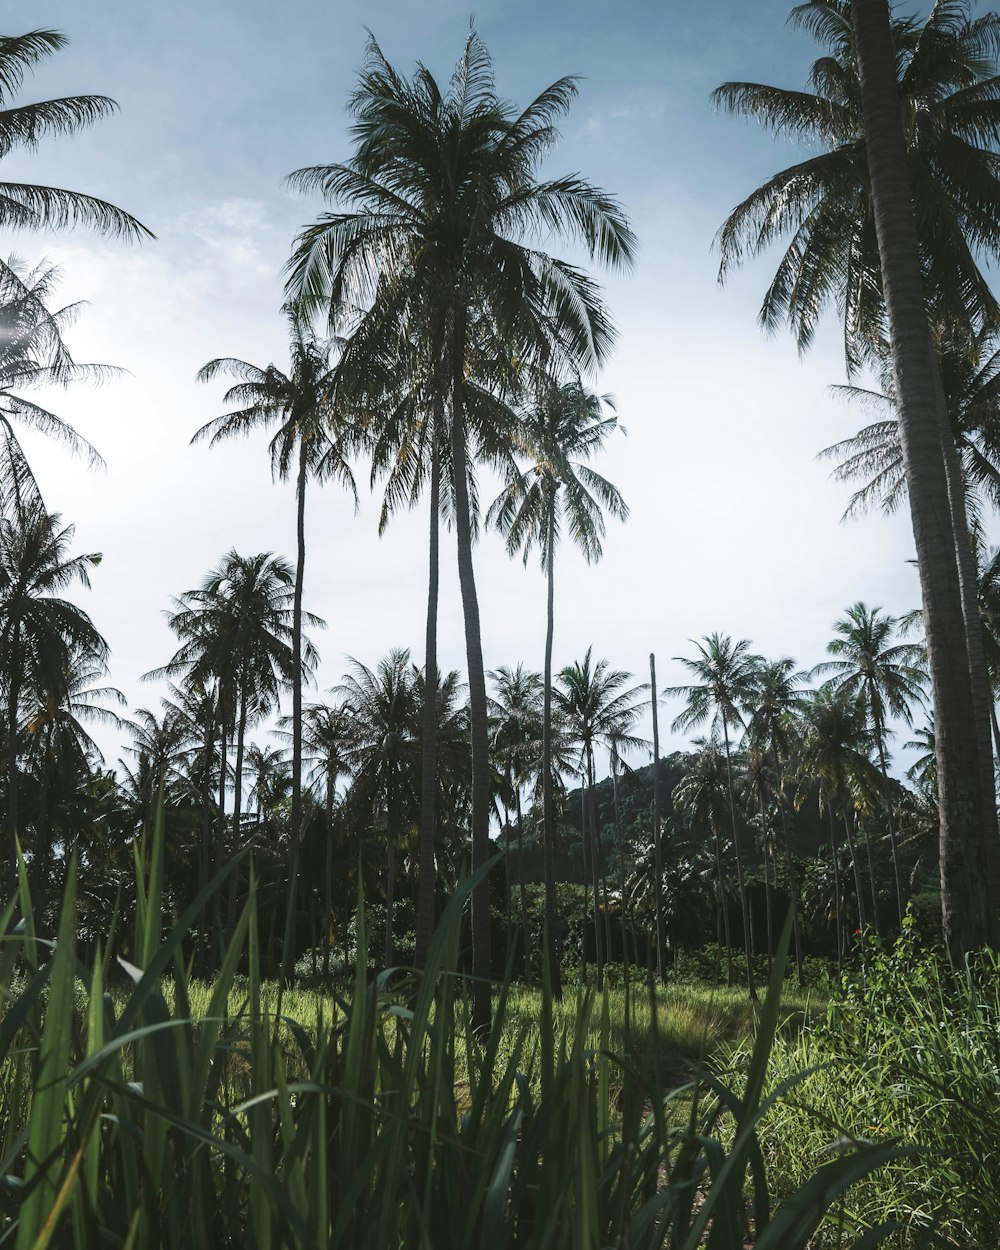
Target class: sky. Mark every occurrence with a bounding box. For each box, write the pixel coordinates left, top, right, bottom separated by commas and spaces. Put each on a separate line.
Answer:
3, 0, 936, 779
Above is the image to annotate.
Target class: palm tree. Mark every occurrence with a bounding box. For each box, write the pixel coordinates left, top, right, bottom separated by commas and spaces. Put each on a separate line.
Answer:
193, 319, 357, 975
488, 664, 543, 980
0, 30, 151, 254
851, 0, 991, 951
554, 648, 645, 990
744, 657, 809, 983
488, 380, 627, 993
285, 33, 635, 1026
155, 551, 319, 939
335, 650, 419, 969
0, 503, 105, 882
812, 602, 926, 924
674, 737, 736, 984
715, 0, 996, 950
278, 701, 355, 979
794, 685, 883, 962
667, 634, 764, 996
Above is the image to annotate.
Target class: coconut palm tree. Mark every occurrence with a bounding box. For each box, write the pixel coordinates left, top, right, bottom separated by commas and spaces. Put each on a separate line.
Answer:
334, 650, 419, 969
795, 685, 885, 964
488, 664, 543, 980
850, 0, 991, 951
666, 634, 764, 996
812, 602, 926, 924
488, 380, 627, 993
554, 648, 646, 989
0, 30, 151, 254
193, 320, 357, 974
285, 32, 635, 1026
674, 737, 736, 984
716, 0, 996, 949
0, 503, 105, 882
155, 551, 320, 940
278, 701, 355, 979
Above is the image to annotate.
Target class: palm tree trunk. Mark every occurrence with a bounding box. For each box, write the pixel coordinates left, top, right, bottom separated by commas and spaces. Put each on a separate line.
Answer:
282, 447, 308, 983
515, 784, 530, 986
215, 720, 229, 964
323, 773, 334, 981
938, 421, 1000, 937
587, 747, 604, 990
872, 705, 905, 928
415, 423, 441, 969
650, 654, 666, 982
5, 649, 20, 893
227, 695, 248, 940
757, 782, 773, 977
611, 760, 630, 1017
722, 711, 756, 998
579, 776, 589, 982
542, 497, 562, 999
828, 803, 843, 973
852, 0, 990, 955
449, 362, 491, 1029
776, 793, 805, 986
842, 803, 869, 966
711, 819, 735, 985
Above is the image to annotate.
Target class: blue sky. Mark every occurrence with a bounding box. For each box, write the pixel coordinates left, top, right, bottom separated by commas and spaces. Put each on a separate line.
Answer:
4, 0, 931, 771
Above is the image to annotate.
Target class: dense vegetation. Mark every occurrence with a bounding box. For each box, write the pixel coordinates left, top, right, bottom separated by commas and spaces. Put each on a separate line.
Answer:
5, 1, 1000, 1244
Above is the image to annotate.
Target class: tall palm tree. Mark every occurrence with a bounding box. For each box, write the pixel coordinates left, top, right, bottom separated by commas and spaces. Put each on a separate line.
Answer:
193, 320, 357, 974
0, 30, 151, 255
794, 685, 882, 959
715, 0, 996, 949
334, 650, 419, 970
285, 33, 635, 1025
851, 0, 991, 951
812, 601, 926, 924
674, 737, 736, 984
488, 380, 627, 993
278, 700, 355, 979
667, 634, 764, 996
744, 657, 809, 982
554, 647, 646, 990
488, 664, 543, 981
0, 503, 105, 882
155, 551, 319, 938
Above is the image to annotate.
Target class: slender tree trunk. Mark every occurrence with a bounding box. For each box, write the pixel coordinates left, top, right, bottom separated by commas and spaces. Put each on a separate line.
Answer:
938, 422, 1000, 936
283, 448, 308, 983
515, 785, 530, 986
828, 804, 844, 973
612, 762, 630, 1019
542, 498, 562, 998
650, 654, 666, 982
852, 0, 990, 955
776, 795, 805, 986
722, 711, 756, 998
842, 802, 869, 967
385, 807, 396, 970
580, 775, 589, 982
858, 809, 880, 935
711, 819, 735, 986
227, 695, 248, 940
323, 773, 334, 981
214, 720, 229, 962
415, 422, 441, 969
757, 782, 773, 978
5, 638, 20, 892
872, 705, 905, 928
449, 360, 492, 1029
587, 748, 604, 990
502, 794, 513, 960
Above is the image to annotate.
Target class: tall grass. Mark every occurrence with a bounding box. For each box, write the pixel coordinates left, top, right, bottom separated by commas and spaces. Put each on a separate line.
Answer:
738, 925, 1000, 1247
0, 825, 908, 1248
